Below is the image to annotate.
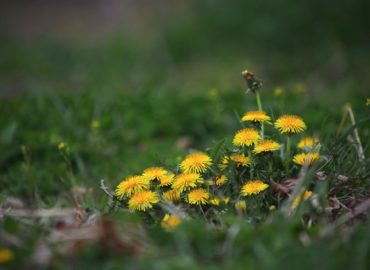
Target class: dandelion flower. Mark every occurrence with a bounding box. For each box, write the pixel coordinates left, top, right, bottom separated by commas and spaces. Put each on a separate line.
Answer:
233, 128, 260, 147
187, 188, 210, 205
241, 180, 269, 196
142, 167, 168, 181
161, 214, 181, 230
274, 115, 306, 134
0, 248, 14, 263
235, 200, 247, 214
115, 175, 149, 198
297, 137, 319, 150
172, 173, 203, 192
221, 196, 230, 204
292, 190, 313, 209
210, 197, 221, 206
293, 152, 319, 166
219, 154, 249, 170
241, 111, 271, 124
180, 152, 212, 173
128, 190, 159, 211
162, 189, 181, 203
215, 175, 228, 186
158, 173, 175, 187
253, 139, 280, 154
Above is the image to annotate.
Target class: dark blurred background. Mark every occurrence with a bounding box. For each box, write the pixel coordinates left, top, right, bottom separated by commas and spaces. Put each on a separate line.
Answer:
1, 0, 369, 98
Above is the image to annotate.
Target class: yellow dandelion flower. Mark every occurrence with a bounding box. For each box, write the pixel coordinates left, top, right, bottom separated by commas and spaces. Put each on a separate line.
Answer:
235, 200, 247, 214
172, 173, 203, 192
0, 248, 14, 264
293, 152, 319, 166
253, 139, 280, 154
161, 214, 181, 230
241, 180, 269, 196
297, 137, 320, 150
128, 190, 159, 211
162, 189, 181, 204
241, 111, 272, 124
187, 188, 210, 205
180, 152, 212, 173
219, 154, 249, 170
115, 175, 149, 198
215, 175, 228, 186
292, 190, 313, 209
274, 115, 306, 134
142, 167, 168, 181
221, 196, 230, 204
58, 142, 67, 150
210, 197, 221, 206
233, 128, 260, 147
158, 172, 175, 187
269, 205, 276, 211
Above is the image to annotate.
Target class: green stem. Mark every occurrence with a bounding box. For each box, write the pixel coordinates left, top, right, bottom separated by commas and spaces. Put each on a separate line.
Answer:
255, 90, 264, 139
285, 135, 291, 173
248, 149, 254, 179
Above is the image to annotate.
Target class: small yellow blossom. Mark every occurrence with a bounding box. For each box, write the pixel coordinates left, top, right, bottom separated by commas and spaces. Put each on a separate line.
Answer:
215, 175, 228, 186
241, 180, 269, 196
293, 152, 319, 166
0, 248, 14, 264
292, 190, 313, 209
233, 128, 260, 147
274, 115, 306, 134
235, 200, 247, 214
241, 111, 271, 124
180, 152, 212, 174
297, 137, 320, 150
58, 142, 67, 150
269, 205, 276, 211
115, 175, 149, 198
187, 188, 210, 205
274, 86, 284, 96
161, 214, 181, 230
162, 189, 181, 204
91, 120, 101, 130
142, 167, 168, 181
158, 173, 175, 187
128, 190, 159, 211
210, 197, 221, 206
172, 173, 203, 192
253, 139, 280, 154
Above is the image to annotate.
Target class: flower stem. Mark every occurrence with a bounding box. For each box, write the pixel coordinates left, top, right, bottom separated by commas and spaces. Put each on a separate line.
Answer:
248, 149, 254, 178
285, 135, 291, 173
255, 90, 264, 139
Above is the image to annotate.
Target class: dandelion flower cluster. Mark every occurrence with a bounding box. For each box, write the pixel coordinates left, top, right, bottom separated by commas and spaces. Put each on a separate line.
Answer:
293, 152, 319, 166
187, 188, 210, 205
161, 214, 181, 230
115, 175, 149, 198
274, 115, 306, 134
180, 152, 212, 173
128, 190, 159, 211
241, 111, 271, 124
172, 173, 203, 192
233, 128, 260, 147
253, 139, 280, 154
241, 180, 269, 196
